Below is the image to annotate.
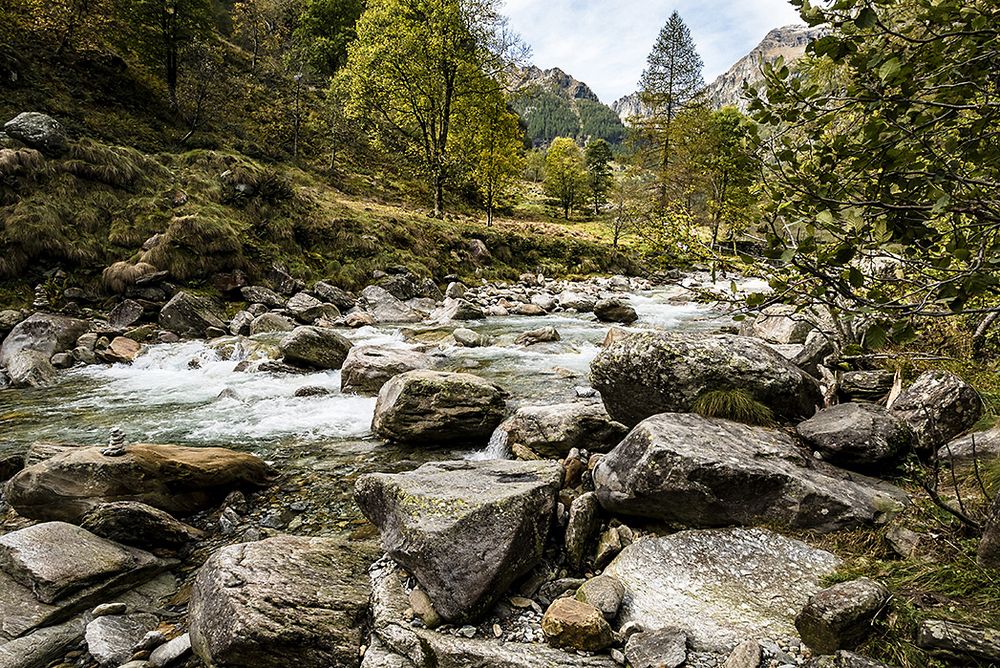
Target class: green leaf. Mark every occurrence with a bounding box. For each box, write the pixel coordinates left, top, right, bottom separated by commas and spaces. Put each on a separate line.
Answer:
856, 7, 878, 28
879, 58, 901, 81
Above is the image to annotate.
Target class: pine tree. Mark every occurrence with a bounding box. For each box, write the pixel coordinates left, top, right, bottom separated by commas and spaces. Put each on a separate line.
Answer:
638, 11, 704, 205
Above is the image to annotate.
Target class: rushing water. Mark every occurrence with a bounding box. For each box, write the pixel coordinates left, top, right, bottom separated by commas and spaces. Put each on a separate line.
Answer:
0, 286, 738, 533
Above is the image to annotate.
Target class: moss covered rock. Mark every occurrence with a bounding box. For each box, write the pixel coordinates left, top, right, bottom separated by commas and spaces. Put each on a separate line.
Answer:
590, 332, 822, 427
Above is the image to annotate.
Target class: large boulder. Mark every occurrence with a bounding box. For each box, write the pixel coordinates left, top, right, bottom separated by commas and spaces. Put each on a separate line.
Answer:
189, 535, 377, 668
364, 558, 617, 668
605, 528, 841, 653
4, 443, 274, 523
0, 313, 90, 367
240, 285, 285, 308
740, 304, 820, 345
431, 298, 485, 322
917, 619, 1000, 664
80, 501, 204, 548
3, 112, 67, 155
0, 522, 167, 639
371, 370, 507, 445
796, 403, 914, 472
360, 286, 423, 324
594, 298, 638, 324
495, 401, 628, 459
590, 332, 821, 427
5, 350, 57, 388
279, 326, 352, 370
312, 281, 356, 310
355, 459, 562, 622
593, 413, 906, 532
158, 292, 226, 338
890, 371, 982, 452
286, 292, 340, 323
795, 578, 890, 655
341, 346, 433, 395
939, 425, 1000, 464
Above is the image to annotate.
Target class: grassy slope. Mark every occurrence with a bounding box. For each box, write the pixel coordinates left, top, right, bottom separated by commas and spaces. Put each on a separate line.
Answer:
0, 44, 639, 309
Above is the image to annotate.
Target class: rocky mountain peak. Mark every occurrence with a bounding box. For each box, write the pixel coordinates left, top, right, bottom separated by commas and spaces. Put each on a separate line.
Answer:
513, 65, 601, 102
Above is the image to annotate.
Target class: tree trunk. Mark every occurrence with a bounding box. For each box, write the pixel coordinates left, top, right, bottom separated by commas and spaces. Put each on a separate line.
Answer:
433, 170, 444, 217
979, 493, 1000, 569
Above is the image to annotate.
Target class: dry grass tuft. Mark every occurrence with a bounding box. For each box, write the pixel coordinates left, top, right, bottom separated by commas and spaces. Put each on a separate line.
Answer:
101, 261, 158, 293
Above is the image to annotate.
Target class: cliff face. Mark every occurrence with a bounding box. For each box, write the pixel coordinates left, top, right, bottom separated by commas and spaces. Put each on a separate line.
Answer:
512, 66, 601, 102
613, 24, 823, 122
702, 25, 823, 111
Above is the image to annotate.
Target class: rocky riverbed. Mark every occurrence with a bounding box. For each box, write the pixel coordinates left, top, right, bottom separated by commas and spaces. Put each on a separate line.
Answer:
1, 268, 998, 668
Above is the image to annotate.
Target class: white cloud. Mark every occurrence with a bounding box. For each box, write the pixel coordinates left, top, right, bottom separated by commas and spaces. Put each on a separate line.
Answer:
502, 0, 803, 103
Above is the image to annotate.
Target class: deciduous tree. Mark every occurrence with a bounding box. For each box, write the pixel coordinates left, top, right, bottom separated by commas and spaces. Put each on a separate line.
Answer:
544, 137, 587, 219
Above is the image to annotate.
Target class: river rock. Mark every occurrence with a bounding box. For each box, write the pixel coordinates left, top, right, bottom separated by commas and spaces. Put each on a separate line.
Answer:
279, 326, 352, 369
497, 401, 627, 459
624, 628, 688, 668
890, 371, 982, 451
575, 575, 625, 622
189, 535, 376, 668
286, 292, 340, 323
0, 312, 90, 367
371, 370, 507, 445
0, 522, 153, 605
594, 413, 905, 532
515, 303, 546, 316
360, 286, 423, 324
150, 632, 192, 667
312, 281, 356, 310
722, 639, 763, 668
796, 403, 913, 472
240, 285, 285, 308
559, 291, 596, 312
102, 336, 142, 364
0, 309, 24, 334
453, 327, 489, 347
108, 300, 145, 330
565, 492, 601, 570
840, 370, 895, 402
4, 112, 67, 155
85, 613, 158, 666
341, 346, 432, 395
355, 459, 562, 622
158, 292, 226, 338
796, 577, 890, 655
5, 350, 57, 388
594, 298, 638, 324
541, 598, 614, 651
807, 651, 894, 667
81, 501, 204, 548
740, 304, 818, 344
249, 312, 296, 335
229, 310, 254, 336
590, 332, 822, 427
939, 424, 1000, 464
364, 558, 617, 668
5, 443, 274, 523
605, 528, 841, 653
515, 326, 560, 346
917, 619, 1000, 664
432, 298, 485, 322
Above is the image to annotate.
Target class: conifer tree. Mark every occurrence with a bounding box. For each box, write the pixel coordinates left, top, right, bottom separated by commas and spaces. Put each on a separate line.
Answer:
638, 11, 704, 205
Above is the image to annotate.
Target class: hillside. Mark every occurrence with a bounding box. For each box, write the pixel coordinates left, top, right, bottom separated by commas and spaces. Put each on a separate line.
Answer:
511, 65, 626, 147
613, 24, 821, 121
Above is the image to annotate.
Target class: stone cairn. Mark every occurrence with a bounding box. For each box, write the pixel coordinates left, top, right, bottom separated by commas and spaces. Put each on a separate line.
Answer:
102, 427, 128, 457
32, 285, 49, 311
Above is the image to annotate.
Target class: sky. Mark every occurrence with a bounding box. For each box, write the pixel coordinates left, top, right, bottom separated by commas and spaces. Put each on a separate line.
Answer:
502, 0, 803, 104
